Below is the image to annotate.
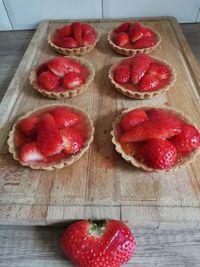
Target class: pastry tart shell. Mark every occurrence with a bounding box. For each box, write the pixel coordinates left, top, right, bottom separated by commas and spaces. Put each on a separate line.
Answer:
108, 56, 176, 99
30, 56, 95, 99
111, 105, 200, 172
7, 104, 94, 170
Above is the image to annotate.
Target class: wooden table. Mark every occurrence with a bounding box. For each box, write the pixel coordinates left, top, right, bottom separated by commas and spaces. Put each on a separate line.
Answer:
0, 23, 200, 266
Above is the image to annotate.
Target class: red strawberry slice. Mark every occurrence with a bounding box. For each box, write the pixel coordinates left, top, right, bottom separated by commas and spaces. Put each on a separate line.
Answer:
114, 32, 129, 47
137, 73, 160, 92
37, 113, 64, 157
50, 107, 80, 129
19, 116, 39, 136
139, 139, 177, 170
130, 53, 151, 84
114, 64, 130, 84
52, 35, 62, 47
141, 27, 156, 37
147, 108, 182, 127
47, 57, 72, 77
60, 127, 84, 154
36, 63, 49, 76
14, 131, 27, 149
55, 25, 72, 39
19, 142, 45, 162
82, 23, 94, 34
114, 22, 131, 33
170, 124, 200, 153
82, 32, 96, 46
62, 72, 84, 90
38, 71, 61, 91
129, 21, 143, 42
120, 109, 149, 132
60, 37, 78, 48
148, 62, 171, 81
119, 119, 182, 143
60, 220, 136, 267
133, 35, 157, 49
71, 22, 82, 46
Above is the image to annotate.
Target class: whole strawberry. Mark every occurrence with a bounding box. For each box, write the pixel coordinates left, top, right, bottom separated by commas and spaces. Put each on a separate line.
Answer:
61, 220, 136, 267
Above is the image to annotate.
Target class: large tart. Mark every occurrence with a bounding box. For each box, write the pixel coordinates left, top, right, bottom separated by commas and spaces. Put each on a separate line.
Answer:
111, 106, 200, 172
30, 56, 95, 99
109, 53, 176, 99
108, 21, 161, 56
48, 21, 100, 56
7, 104, 94, 170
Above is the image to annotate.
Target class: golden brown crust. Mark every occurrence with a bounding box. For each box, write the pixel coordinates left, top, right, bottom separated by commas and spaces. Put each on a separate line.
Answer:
7, 104, 94, 170
107, 26, 161, 56
47, 29, 100, 56
29, 56, 95, 99
108, 55, 176, 99
111, 105, 200, 172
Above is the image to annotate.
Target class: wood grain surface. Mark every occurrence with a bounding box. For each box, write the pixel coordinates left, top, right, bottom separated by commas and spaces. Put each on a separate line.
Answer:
0, 17, 200, 227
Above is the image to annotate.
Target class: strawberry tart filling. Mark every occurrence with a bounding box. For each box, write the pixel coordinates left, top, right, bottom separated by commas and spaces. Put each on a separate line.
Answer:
11, 106, 93, 168
110, 53, 174, 93
113, 107, 200, 171
51, 22, 98, 49
31, 56, 91, 93
110, 21, 159, 49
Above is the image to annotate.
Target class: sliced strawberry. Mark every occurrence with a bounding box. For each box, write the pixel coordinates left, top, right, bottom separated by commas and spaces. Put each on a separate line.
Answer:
148, 62, 171, 81
38, 71, 61, 91
36, 63, 49, 76
82, 23, 94, 34
62, 72, 84, 90
114, 32, 129, 47
141, 27, 156, 38
82, 32, 96, 46
66, 59, 82, 73
14, 130, 27, 149
19, 116, 39, 136
50, 107, 80, 129
19, 142, 45, 162
130, 53, 151, 84
47, 57, 72, 77
52, 35, 62, 47
137, 73, 160, 92
113, 64, 130, 84
139, 139, 177, 170
133, 35, 157, 49
37, 113, 64, 157
60, 128, 84, 154
129, 22, 143, 42
147, 109, 182, 127
119, 119, 182, 143
114, 22, 131, 33
55, 25, 72, 39
170, 124, 200, 153
71, 22, 82, 46
60, 37, 78, 48
120, 109, 149, 132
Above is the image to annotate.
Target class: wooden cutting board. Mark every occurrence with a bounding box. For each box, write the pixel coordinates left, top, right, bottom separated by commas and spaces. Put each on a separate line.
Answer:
0, 17, 200, 228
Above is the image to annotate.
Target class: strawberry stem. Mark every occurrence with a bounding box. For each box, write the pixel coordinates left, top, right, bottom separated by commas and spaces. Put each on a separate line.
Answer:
88, 220, 106, 237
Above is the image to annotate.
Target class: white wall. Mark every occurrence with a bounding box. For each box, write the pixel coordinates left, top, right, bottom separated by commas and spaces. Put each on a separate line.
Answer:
0, 0, 200, 31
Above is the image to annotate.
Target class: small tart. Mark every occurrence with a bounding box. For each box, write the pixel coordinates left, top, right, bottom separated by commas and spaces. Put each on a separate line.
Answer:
111, 106, 200, 172
47, 27, 100, 56
30, 56, 95, 99
7, 104, 94, 170
107, 24, 161, 56
109, 55, 176, 99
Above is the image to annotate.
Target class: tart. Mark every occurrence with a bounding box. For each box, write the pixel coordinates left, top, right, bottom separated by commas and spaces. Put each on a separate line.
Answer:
30, 56, 95, 99
7, 104, 94, 170
109, 53, 176, 99
111, 106, 200, 172
48, 22, 100, 56
107, 21, 161, 56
